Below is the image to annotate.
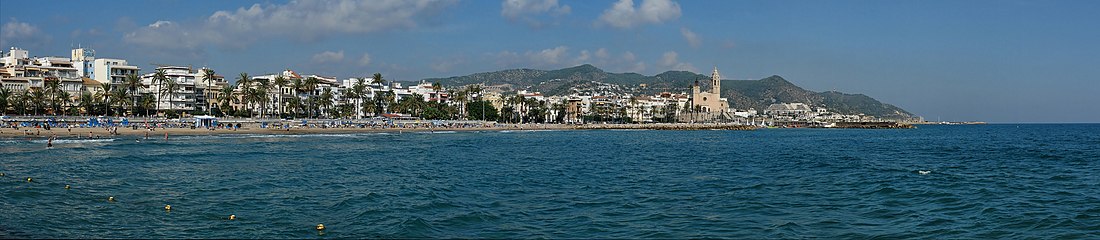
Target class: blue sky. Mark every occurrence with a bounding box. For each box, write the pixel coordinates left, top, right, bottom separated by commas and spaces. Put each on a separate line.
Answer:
2, 0, 1098, 122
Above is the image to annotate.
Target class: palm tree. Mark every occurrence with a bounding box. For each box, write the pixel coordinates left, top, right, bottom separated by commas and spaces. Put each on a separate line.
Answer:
159, 77, 179, 118
254, 77, 271, 118
79, 91, 94, 116
217, 87, 236, 117
244, 86, 267, 119
431, 82, 443, 102
382, 90, 397, 114
303, 77, 320, 118
57, 91, 73, 115
201, 68, 217, 114
111, 86, 129, 117
319, 88, 334, 118
15, 89, 30, 115
371, 73, 385, 87
124, 73, 143, 116
98, 82, 112, 116
352, 78, 367, 118
289, 77, 304, 118
0, 87, 11, 114
273, 75, 289, 118
140, 93, 156, 117
360, 98, 378, 118
286, 97, 302, 118
43, 79, 62, 115
152, 69, 168, 117
236, 73, 252, 117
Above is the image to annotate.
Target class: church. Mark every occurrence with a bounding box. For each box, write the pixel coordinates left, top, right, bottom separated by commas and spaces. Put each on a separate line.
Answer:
691, 67, 729, 112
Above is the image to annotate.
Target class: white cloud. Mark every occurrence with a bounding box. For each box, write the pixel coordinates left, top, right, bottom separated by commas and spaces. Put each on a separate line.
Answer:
575, 50, 591, 64
595, 48, 610, 59
681, 27, 701, 48
526, 46, 569, 66
596, 0, 682, 29
1, 20, 51, 48
622, 51, 637, 62
660, 51, 696, 72
358, 53, 372, 66
124, 0, 457, 52
122, 21, 206, 56
502, 0, 571, 27
312, 50, 345, 63
661, 51, 678, 66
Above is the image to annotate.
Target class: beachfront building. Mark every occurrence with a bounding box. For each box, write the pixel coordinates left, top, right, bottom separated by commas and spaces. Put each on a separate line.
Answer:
1, 47, 84, 95
140, 66, 219, 115
92, 58, 140, 85
197, 68, 228, 114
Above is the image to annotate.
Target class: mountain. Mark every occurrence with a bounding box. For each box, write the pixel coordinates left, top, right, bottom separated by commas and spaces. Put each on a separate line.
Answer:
423, 64, 913, 119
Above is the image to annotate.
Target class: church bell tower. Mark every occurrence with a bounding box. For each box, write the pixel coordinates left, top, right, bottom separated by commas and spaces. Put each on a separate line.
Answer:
711, 67, 721, 94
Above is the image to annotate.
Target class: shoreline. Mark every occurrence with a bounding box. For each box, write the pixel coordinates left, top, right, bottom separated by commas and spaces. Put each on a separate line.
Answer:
0, 123, 762, 139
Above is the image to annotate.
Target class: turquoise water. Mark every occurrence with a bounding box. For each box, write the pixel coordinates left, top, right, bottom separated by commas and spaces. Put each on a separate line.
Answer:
2, 124, 1099, 238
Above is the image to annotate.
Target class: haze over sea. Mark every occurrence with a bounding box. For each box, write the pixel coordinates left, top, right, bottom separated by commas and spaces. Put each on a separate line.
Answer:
2, 124, 1098, 238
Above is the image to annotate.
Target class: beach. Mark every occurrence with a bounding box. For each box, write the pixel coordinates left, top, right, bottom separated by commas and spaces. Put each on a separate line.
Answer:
0, 121, 768, 140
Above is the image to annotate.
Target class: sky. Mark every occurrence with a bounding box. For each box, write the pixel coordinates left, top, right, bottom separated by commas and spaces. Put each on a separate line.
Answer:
1, 0, 1098, 123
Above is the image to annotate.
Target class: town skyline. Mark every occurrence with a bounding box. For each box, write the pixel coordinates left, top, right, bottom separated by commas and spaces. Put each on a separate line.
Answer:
2, 0, 1099, 123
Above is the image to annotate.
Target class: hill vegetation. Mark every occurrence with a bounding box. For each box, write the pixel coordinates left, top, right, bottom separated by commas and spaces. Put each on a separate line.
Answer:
423, 64, 913, 119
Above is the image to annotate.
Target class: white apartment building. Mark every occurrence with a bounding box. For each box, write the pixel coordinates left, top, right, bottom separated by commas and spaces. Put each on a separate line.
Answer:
92, 58, 140, 84
0, 47, 84, 95
141, 66, 213, 113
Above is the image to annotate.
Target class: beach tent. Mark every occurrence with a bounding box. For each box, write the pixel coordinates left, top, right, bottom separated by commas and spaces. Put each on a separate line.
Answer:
194, 115, 217, 128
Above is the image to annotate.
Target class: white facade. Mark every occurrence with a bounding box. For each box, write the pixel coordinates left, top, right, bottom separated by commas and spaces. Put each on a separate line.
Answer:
141, 66, 210, 112
92, 58, 140, 84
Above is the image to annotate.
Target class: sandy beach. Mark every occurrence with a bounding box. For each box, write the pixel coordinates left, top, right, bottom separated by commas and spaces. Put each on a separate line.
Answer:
0, 125, 561, 139
0, 122, 763, 140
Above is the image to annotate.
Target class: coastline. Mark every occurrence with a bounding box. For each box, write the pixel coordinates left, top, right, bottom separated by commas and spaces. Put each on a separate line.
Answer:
0, 123, 763, 139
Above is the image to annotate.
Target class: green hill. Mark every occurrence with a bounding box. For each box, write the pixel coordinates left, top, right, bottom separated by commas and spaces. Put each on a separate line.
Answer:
423, 64, 913, 119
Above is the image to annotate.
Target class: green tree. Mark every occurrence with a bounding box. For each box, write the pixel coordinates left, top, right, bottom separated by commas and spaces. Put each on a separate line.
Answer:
464, 100, 499, 121
124, 73, 143, 116
273, 75, 289, 118
79, 91, 94, 116
254, 77, 271, 118
303, 77, 319, 118
217, 86, 236, 117
159, 77, 179, 118
319, 88, 335, 118
0, 87, 11, 114
152, 69, 168, 116
111, 86, 130, 117
236, 73, 253, 117
97, 82, 112, 116
139, 93, 156, 117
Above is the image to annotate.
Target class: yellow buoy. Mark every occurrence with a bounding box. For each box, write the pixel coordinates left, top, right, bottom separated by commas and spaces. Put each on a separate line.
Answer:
229, 215, 236, 220
316, 224, 325, 231
65, 185, 71, 190
165, 205, 172, 211
108, 196, 116, 202
26, 177, 32, 182
1, 172, 5, 176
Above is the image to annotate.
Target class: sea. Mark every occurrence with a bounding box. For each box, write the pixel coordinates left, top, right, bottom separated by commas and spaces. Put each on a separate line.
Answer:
1, 124, 1098, 238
